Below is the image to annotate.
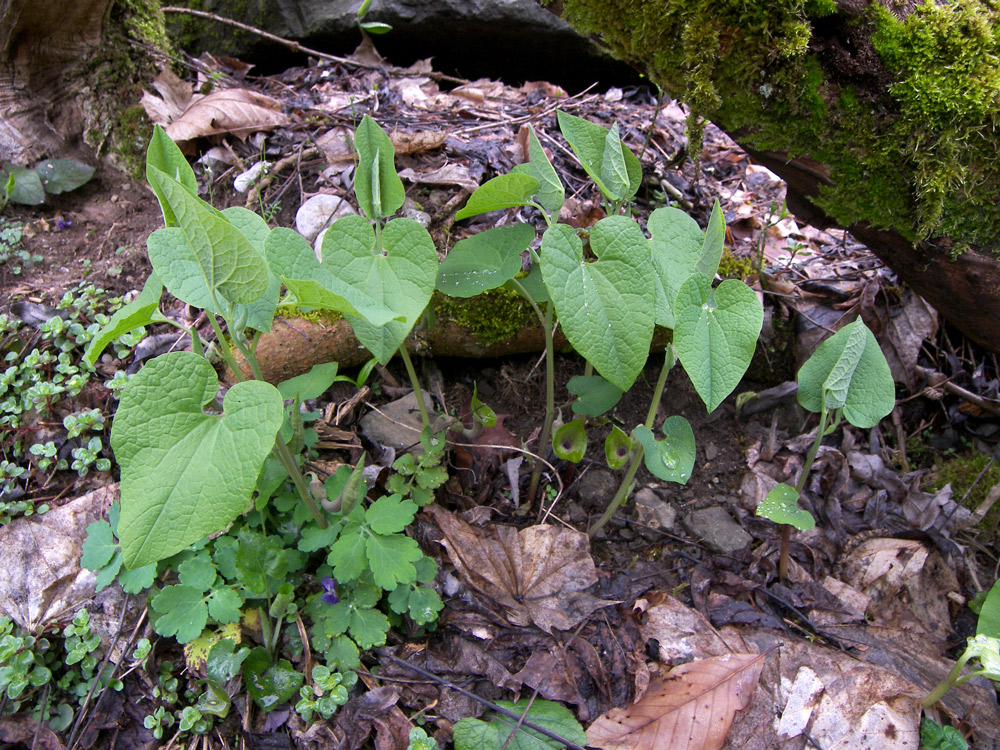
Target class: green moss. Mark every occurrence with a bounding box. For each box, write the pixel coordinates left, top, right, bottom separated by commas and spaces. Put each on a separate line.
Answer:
716, 248, 755, 280
559, 0, 1000, 253
923, 448, 1000, 530
169, 0, 277, 57
431, 288, 533, 347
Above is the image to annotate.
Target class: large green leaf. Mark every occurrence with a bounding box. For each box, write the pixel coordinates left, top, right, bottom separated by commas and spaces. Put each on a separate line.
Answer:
146, 125, 199, 226
567, 375, 624, 417
600, 123, 631, 201
221, 207, 279, 332
83, 272, 166, 368
264, 227, 399, 325
1, 165, 44, 205
510, 125, 564, 216
455, 173, 540, 220
539, 218, 654, 391
633, 416, 695, 484
436, 223, 534, 297
673, 274, 762, 412
353, 116, 404, 220
556, 111, 641, 201
453, 699, 587, 750
321, 216, 438, 363
647, 204, 720, 328
145, 169, 269, 308
977, 578, 1000, 637
112, 352, 283, 568
796, 318, 895, 428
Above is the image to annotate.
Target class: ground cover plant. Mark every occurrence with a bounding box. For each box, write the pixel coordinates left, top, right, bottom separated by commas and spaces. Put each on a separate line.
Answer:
2, 56, 998, 748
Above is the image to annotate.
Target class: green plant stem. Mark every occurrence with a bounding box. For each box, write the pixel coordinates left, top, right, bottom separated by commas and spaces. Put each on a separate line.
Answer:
589, 346, 674, 537
397, 344, 430, 431
922, 652, 974, 708
779, 405, 833, 580
527, 302, 556, 507
273, 437, 327, 528
206, 311, 245, 383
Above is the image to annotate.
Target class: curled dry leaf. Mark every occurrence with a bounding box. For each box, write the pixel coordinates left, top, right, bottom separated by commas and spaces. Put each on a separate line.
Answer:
398, 164, 481, 192
164, 89, 290, 143
426, 505, 611, 632
586, 653, 765, 750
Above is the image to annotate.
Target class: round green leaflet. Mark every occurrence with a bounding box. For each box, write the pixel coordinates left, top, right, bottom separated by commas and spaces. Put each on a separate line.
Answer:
633, 416, 695, 485
756, 483, 815, 530
112, 352, 284, 569
553, 419, 587, 463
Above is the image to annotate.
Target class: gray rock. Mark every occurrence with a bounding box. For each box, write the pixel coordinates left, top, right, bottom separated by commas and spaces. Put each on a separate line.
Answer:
360, 391, 435, 452
683, 505, 752, 554
577, 470, 616, 504
633, 487, 676, 531
170, 0, 639, 92
295, 193, 356, 244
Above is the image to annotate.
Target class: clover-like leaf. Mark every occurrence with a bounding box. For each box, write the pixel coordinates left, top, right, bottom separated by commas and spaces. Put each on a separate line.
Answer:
567, 375, 624, 417
327, 525, 368, 582
605, 425, 632, 470
756, 483, 815, 530
456, 173, 541, 220
797, 318, 895, 428
365, 533, 422, 590
366, 495, 417, 535
83, 272, 166, 368
510, 125, 564, 215
81, 521, 117, 570
207, 587, 243, 624
436, 223, 534, 297
633, 416, 695, 484
353, 116, 404, 219
264, 227, 398, 325
540, 218, 654, 391
151, 585, 209, 644
674, 274, 762, 412
552, 419, 587, 463
321, 216, 438, 363
112, 352, 284, 568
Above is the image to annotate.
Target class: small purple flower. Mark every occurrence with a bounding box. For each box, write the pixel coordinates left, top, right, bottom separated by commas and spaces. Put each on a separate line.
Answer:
320, 577, 339, 605
57, 219, 71, 230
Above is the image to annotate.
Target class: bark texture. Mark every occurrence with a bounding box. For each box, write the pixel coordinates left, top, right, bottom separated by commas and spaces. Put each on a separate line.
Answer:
550, 0, 1000, 351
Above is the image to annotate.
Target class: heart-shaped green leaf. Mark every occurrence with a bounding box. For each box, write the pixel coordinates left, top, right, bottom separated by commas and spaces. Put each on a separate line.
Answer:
633, 416, 695, 484
2, 165, 44, 205
604, 425, 631, 470
552, 419, 587, 463
540, 218, 654, 391
353, 116, 404, 220
674, 275, 762, 412
436, 223, 534, 297
647, 205, 713, 328
510, 125, 564, 216
242, 647, 304, 711
35, 159, 94, 195
145, 169, 269, 308
556, 111, 640, 201
264, 227, 398, 326
567, 375, 624, 417
698, 200, 726, 278
146, 126, 198, 225
455, 173, 541, 220
756, 483, 815, 530
796, 318, 895, 428
600, 123, 631, 201
112, 352, 283, 568
83, 272, 166, 368
220, 207, 278, 332
322, 216, 438, 363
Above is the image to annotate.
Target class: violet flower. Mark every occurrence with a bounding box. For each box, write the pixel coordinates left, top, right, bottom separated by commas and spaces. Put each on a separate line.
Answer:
320, 577, 339, 605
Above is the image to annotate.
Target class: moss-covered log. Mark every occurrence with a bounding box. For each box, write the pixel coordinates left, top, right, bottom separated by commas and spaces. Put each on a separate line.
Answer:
548, 0, 1000, 351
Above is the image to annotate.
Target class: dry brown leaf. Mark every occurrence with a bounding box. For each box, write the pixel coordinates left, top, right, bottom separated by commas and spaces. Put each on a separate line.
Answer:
316, 127, 356, 164
586, 653, 765, 750
390, 130, 448, 155
165, 88, 289, 143
426, 505, 611, 632
881, 291, 938, 390
637, 592, 732, 664
398, 164, 480, 191
140, 68, 194, 125
0, 485, 116, 629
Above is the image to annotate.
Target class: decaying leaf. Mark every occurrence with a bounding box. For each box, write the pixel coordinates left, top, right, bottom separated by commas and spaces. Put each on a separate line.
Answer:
427, 505, 611, 632
391, 130, 448, 155
0, 485, 115, 629
165, 89, 289, 143
586, 653, 764, 750
398, 164, 481, 192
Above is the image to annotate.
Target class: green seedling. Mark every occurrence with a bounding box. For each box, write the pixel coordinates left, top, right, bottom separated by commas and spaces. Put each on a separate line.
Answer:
757, 317, 895, 579
357, 0, 392, 35
1, 158, 94, 210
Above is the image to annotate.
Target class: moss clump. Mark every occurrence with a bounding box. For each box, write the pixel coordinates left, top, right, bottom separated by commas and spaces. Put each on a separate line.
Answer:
923, 447, 1000, 530
431, 287, 534, 347
559, 0, 1000, 252
717, 248, 755, 280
